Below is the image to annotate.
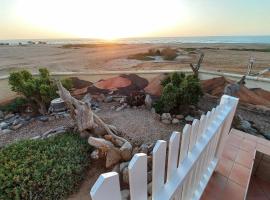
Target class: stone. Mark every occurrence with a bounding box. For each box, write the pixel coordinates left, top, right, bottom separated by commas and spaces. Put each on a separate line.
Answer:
122, 167, 129, 184
49, 98, 66, 112
172, 118, 180, 124
0, 122, 8, 130
119, 97, 126, 104
145, 94, 152, 110
185, 115, 194, 122
120, 142, 133, 161
176, 114, 184, 120
112, 163, 120, 173
4, 113, 15, 120
121, 189, 130, 200
151, 107, 156, 114
111, 105, 116, 110
139, 143, 149, 154
104, 134, 113, 141
2, 129, 12, 134
90, 149, 100, 160
116, 104, 127, 112
11, 123, 23, 130
104, 96, 113, 103
106, 148, 122, 168
161, 119, 171, 124
161, 113, 172, 121
120, 161, 129, 172
37, 116, 49, 122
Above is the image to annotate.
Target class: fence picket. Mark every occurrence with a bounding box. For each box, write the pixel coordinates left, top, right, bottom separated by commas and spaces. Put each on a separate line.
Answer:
152, 140, 167, 199
167, 132, 181, 183
90, 172, 121, 200
189, 119, 200, 152
178, 124, 191, 166
129, 153, 147, 200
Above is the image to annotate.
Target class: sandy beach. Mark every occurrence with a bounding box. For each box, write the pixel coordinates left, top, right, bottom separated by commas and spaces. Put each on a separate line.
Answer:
0, 43, 270, 77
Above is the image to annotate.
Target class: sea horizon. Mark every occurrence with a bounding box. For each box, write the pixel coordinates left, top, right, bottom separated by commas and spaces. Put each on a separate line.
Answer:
1, 35, 270, 45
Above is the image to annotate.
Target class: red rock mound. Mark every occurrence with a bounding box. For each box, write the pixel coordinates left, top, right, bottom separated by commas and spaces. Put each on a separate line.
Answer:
202, 77, 270, 107
144, 74, 166, 96
94, 77, 131, 90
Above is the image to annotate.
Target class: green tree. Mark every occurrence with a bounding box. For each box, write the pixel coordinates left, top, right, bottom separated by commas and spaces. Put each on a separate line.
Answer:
9, 68, 57, 114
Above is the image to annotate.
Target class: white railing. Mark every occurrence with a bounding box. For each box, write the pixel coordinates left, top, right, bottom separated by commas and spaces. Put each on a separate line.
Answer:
90, 95, 239, 200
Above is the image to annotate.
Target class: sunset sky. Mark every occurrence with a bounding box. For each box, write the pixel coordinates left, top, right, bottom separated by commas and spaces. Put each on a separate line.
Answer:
1, 0, 270, 40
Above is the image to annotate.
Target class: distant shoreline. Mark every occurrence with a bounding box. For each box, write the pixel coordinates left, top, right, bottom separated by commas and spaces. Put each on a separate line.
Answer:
1, 36, 270, 45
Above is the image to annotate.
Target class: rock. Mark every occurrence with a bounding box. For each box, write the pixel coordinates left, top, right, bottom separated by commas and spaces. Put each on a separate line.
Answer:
4, 113, 15, 120
116, 103, 127, 112
97, 94, 106, 102
121, 189, 130, 200
234, 115, 258, 135
161, 113, 172, 121
93, 127, 107, 136
106, 148, 122, 168
172, 118, 180, 124
132, 146, 140, 156
37, 116, 49, 122
49, 98, 66, 112
88, 137, 115, 149
120, 161, 129, 172
119, 97, 126, 104
104, 134, 113, 141
12, 118, 21, 126
2, 129, 12, 134
11, 123, 23, 130
0, 110, 4, 119
176, 114, 184, 120
145, 95, 152, 110
0, 122, 8, 130
122, 167, 129, 184
139, 143, 149, 154
161, 119, 171, 124
147, 171, 152, 183
104, 96, 113, 103
151, 108, 156, 114
91, 149, 100, 160
111, 105, 116, 110
120, 142, 133, 161
185, 115, 194, 122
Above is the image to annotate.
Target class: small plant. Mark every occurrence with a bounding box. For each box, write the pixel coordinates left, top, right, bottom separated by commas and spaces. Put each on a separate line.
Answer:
0, 97, 28, 113
0, 133, 92, 200
61, 77, 73, 91
161, 48, 178, 60
154, 72, 203, 113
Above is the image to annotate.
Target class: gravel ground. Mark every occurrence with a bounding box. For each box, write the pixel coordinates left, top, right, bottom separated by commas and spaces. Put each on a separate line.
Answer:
0, 116, 74, 148
98, 103, 183, 145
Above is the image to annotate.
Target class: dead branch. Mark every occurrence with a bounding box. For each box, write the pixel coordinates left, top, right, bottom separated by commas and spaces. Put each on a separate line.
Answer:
190, 52, 204, 76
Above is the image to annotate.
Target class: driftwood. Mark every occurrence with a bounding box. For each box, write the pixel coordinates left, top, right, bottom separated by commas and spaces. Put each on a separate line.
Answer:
190, 52, 204, 76
56, 81, 132, 167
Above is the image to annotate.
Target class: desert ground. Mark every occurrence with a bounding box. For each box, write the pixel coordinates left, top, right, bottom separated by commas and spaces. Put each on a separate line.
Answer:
0, 43, 270, 77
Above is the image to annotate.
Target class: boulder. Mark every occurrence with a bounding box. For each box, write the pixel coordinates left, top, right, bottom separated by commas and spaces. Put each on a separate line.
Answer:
90, 149, 100, 160
172, 118, 180, 124
106, 148, 122, 168
185, 115, 194, 122
104, 96, 113, 103
145, 95, 152, 110
49, 98, 66, 112
120, 142, 133, 161
0, 122, 8, 130
161, 113, 172, 121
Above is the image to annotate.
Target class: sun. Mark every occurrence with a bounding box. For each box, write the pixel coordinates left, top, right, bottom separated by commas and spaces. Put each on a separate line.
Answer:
15, 0, 189, 39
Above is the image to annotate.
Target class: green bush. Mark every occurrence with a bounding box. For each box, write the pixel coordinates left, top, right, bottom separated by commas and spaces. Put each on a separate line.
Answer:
154, 72, 203, 113
61, 78, 73, 91
0, 133, 92, 200
0, 97, 28, 113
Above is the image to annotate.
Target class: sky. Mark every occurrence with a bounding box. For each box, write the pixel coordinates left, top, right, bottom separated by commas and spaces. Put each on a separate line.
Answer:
0, 0, 270, 40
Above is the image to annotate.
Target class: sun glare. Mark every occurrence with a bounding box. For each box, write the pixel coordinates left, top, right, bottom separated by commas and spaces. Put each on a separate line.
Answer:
15, 0, 188, 39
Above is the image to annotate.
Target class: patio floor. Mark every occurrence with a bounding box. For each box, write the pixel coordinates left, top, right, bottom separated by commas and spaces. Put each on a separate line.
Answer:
201, 128, 270, 200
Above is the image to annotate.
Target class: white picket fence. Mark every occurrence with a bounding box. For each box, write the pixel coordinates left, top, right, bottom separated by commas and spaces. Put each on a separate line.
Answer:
90, 95, 239, 200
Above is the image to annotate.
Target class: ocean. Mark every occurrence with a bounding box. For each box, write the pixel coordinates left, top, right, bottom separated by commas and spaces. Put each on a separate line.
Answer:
1, 36, 270, 45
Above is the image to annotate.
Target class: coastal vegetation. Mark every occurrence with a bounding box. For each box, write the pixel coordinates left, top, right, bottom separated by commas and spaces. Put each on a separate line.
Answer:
128, 47, 178, 61
154, 72, 203, 114
8, 68, 72, 115
0, 133, 92, 200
